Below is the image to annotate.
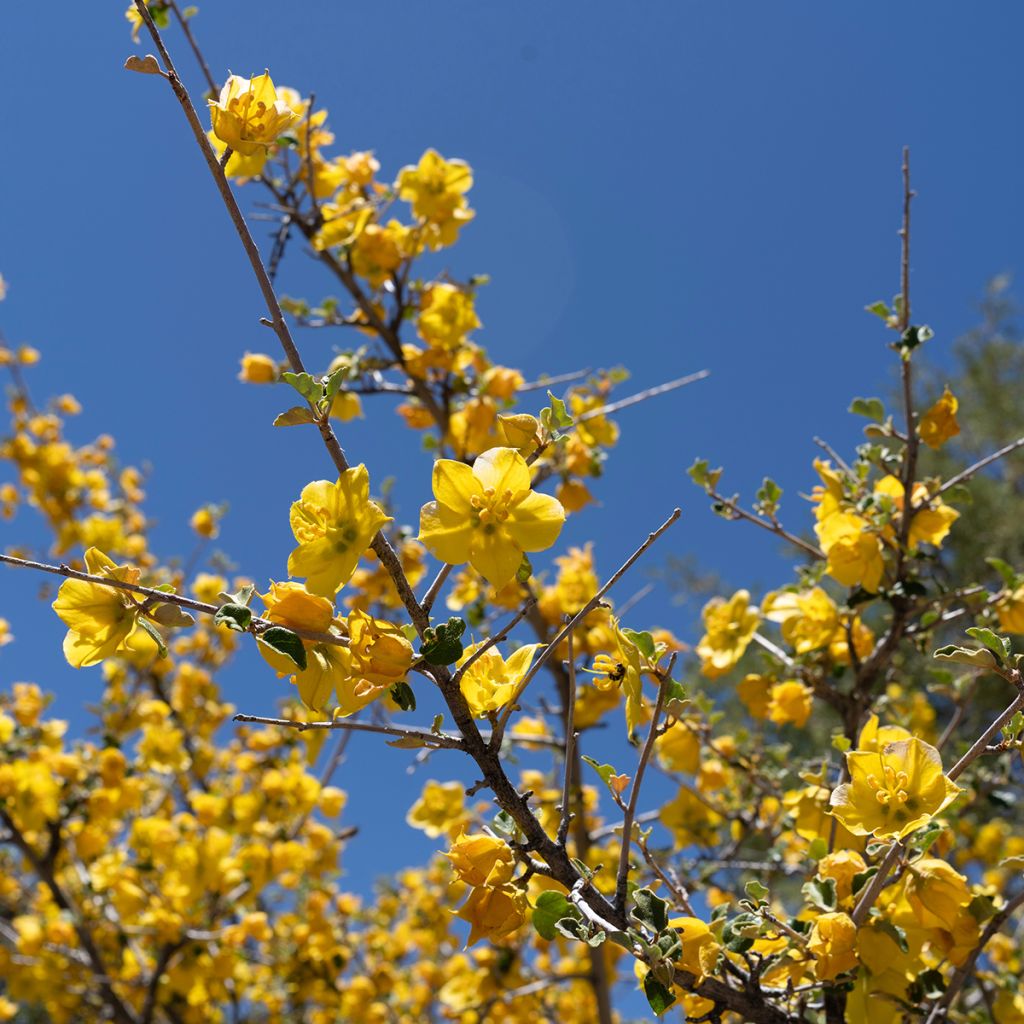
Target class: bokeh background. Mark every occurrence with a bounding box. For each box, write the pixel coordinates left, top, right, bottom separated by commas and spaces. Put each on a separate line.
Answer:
3, 0, 1024, 945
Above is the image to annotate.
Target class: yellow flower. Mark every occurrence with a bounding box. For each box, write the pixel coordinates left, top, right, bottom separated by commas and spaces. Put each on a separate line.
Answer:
445, 833, 515, 888
418, 283, 481, 351
456, 641, 541, 717
762, 587, 840, 653
816, 511, 885, 592
669, 916, 721, 982
874, 475, 959, 551
903, 856, 972, 931
418, 447, 565, 587
997, 584, 1024, 634
737, 673, 773, 720
830, 738, 961, 840
695, 590, 760, 678
406, 780, 467, 838
918, 387, 960, 450
397, 149, 475, 246
0, 618, 12, 649
190, 505, 219, 539
808, 912, 858, 980
336, 609, 413, 716
767, 679, 813, 728
207, 129, 269, 179
817, 850, 867, 905
238, 352, 278, 383
208, 72, 299, 156
52, 548, 146, 668
856, 714, 912, 753
288, 465, 392, 597
455, 885, 527, 947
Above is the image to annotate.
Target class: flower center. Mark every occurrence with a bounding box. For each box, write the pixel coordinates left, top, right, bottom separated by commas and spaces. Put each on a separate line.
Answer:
470, 487, 514, 527
866, 765, 910, 806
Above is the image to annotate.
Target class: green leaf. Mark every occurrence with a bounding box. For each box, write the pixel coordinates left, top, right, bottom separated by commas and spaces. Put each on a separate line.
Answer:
274, 406, 316, 427
281, 371, 321, 402
801, 876, 837, 912
492, 809, 517, 839
385, 736, 429, 749
150, 603, 195, 628
218, 583, 255, 608
744, 880, 769, 903
631, 888, 669, 932
581, 755, 616, 786
136, 617, 168, 659
182, 5, 199, 18
933, 644, 998, 670
419, 617, 467, 666
546, 389, 573, 429
900, 324, 934, 351
662, 679, 689, 718
865, 300, 892, 321
687, 457, 722, 492
322, 367, 349, 402
532, 891, 577, 941
849, 396, 886, 422
622, 628, 656, 661
964, 626, 1011, 663
807, 837, 828, 861
215, 603, 252, 633
260, 626, 307, 671
390, 682, 416, 712
986, 557, 1020, 588
642, 973, 676, 1016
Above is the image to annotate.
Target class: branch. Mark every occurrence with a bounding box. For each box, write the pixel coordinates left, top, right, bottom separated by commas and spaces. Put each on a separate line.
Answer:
491, 507, 682, 745
129, 0, 428, 637
573, 370, 709, 423
232, 712, 465, 750
938, 434, 1024, 494
556, 629, 578, 847
614, 675, 668, 914
706, 486, 825, 561
0, 552, 349, 649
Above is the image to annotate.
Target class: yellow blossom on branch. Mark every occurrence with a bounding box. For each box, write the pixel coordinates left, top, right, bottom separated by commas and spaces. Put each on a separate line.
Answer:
669, 916, 721, 983
52, 548, 148, 668
695, 589, 760, 678
829, 737, 961, 841
288, 465, 391, 598
418, 283, 481, 351
456, 641, 541, 717
808, 912, 858, 980
418, 447, 565, 587
455, 884, 527, 947
444, 833, 515, 888
209, 72, 299, 156
918, 386, 960, 449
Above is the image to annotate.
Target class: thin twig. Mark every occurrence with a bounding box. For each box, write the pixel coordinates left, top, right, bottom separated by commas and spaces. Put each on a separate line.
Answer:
938, 434, 1024, 494
557, 629, 578, 846
419, 563, 453, 616
0, 552, 348, 649
574, 370, 709, 424
491, 507, 682, 745
706, 487, 824, 561
232, 712, 465, 750
614, 676, 668, 914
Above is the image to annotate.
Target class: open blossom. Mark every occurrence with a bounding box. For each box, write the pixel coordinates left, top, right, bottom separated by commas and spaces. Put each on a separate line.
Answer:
918, 386, 960, 449
808, 912, 858, 980
454, 884, 527, 948
695, 590, 759, 678
456, 641, 540, 717
829, 737, 961, 840
209, 72, 299, 156
52, 548, 146, 667
444, 833, 515, 888
418, 447, 564, 587
288, 465, 392, 598
670, 917, 721, 982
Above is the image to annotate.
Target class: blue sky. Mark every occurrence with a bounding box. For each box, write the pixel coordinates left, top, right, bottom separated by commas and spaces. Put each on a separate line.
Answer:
2, 0, 1023, 997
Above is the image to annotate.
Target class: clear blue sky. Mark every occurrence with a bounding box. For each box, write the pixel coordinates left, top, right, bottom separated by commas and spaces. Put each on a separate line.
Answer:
2, 0, 1023, 988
